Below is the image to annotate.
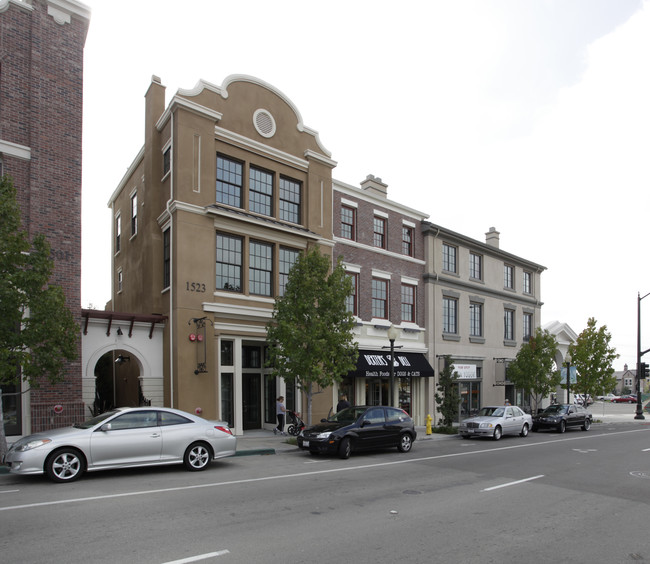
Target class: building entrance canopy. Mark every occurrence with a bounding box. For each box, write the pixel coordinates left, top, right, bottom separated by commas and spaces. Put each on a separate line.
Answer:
351, 350, 434, 379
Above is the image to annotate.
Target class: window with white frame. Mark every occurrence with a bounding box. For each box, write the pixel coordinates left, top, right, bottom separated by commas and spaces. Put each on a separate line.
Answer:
249, 166, 273, 217
216, 232, 242, 292
373, 216, 386, 249
469, 252, 482, 280
401, 284, 416, 323
279, 177, 301, 224
372, 278, 388, 318
402, 226, 414, 257
341, 205, 356, 240
249, 240, 273, 296
216, 155, 243, 208
345, 272, 358, 316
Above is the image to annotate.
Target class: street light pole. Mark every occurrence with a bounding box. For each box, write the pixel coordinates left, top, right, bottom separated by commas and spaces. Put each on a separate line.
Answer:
565, 352, 571, 405
386, 325, 399, 407
635, 292, 649, 420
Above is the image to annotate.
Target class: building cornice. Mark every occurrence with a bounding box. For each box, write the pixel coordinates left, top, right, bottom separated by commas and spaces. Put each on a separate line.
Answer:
334, 236, 425, 266
156, 96, 223, 131
0, 139, 31, 160
47, 0, 91, 24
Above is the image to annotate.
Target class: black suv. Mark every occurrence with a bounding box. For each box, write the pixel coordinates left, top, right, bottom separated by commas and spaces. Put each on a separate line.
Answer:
298, 406, 416, 459
532, 404, 592, 433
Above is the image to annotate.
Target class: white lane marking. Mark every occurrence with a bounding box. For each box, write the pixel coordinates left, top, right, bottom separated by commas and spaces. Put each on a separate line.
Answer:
163, 550, 230, 563
482, 475, 544, 492
642, 448, 650, 452
0, 490, 20, 494
0, 427, 646, 513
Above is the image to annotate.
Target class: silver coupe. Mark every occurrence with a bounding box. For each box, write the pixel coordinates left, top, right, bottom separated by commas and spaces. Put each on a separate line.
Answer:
3, 406, 236, 482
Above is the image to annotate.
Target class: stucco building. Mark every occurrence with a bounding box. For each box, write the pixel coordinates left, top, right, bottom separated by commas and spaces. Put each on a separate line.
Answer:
0, 0, 90, 434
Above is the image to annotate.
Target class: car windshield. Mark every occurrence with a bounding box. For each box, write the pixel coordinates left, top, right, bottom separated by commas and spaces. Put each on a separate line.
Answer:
328, 407, 367, 423
73, 410, 119, 429
477, 407, 505, 418
542, 405, 568, 415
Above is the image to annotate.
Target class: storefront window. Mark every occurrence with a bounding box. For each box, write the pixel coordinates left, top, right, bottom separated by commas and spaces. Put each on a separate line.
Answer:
458, 380, 481, 419
243, 345, 261, 368
220, 373, 234, 427
264, 374, 277, 424
221, 341, 233, 366
398, 379, 411, 415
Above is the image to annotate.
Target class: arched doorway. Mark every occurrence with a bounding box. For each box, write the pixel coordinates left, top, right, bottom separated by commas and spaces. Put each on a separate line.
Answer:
90, 350, 148, 416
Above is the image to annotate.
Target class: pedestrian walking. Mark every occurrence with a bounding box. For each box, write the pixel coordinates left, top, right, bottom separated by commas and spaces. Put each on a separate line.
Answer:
337, 394, 351, 412
274, 396, 286, 435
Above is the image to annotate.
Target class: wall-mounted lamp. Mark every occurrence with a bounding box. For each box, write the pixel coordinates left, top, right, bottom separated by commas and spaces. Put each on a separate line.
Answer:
117, 327, 123, 336
115, 354, 130, 364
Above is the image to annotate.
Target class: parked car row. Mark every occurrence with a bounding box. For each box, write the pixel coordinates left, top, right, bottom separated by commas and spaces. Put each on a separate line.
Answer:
458, 404, 593, 440
595, 393, 638, 403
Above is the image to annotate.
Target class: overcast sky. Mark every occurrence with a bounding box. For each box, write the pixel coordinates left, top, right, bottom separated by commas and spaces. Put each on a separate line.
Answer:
80, 0, 649, 370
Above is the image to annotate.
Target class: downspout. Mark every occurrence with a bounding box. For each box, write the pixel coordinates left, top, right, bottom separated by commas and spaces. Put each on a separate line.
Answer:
167, 111, 175, 408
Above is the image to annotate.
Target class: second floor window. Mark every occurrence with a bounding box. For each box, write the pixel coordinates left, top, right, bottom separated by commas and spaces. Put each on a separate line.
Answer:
401, 284, 415, 323
341, 206, 356, 240
504, 264, 514, 289
249, 240, 273, 296
216, 233, 242, 292
443, 297, 457, 334
163, 228, 170, 289
216, 155, 243, 208
115, 214, 121, 253
345, 273, 358, 316
523, 271, 532, 294
470, 302, 483, 337
249, 167, 273, 216
504, 309, 515, 340
372, 278, 388, 318
523, 312, 533, 341
443, 243, 457, 273
469, 252, 482, 280
373, 217, 386, 249
279, 247, 299, 296
163, 146, 171, 176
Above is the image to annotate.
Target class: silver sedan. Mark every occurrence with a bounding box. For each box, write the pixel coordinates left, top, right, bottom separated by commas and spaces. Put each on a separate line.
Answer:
458, 405, 532, 440
3, 407, 236, 482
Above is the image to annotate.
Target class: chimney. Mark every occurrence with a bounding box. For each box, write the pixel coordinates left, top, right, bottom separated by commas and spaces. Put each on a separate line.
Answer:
624, 364, 628, 371
360, 174, 388, 198
486, 227, 500, 248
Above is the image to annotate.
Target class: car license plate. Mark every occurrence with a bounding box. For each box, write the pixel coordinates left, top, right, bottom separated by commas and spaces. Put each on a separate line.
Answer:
303, 441, 309, 447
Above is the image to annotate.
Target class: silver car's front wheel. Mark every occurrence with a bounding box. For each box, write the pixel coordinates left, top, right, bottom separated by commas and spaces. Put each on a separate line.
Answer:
46, 449, 84, 483
520, 423, 529, 437
184, 442, 212, 471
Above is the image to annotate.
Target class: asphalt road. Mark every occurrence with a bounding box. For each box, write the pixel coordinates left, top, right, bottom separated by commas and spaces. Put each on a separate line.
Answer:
1, 419, 649, 564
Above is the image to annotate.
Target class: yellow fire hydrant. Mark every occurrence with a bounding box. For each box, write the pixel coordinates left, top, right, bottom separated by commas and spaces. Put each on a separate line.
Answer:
426, 413, 432, 435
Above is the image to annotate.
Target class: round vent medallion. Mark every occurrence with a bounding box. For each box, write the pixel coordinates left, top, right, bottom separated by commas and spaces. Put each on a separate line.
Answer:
253, 109, 276, 138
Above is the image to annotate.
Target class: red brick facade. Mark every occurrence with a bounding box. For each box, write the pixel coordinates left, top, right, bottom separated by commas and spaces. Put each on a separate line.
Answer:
0, 0, 90, 432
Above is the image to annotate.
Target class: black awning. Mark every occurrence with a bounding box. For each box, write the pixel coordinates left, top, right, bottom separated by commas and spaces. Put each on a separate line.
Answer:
351, 350, 435, 378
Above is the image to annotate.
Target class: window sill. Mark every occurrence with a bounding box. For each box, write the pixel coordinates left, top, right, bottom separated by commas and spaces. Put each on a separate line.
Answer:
442, 333, 460, 342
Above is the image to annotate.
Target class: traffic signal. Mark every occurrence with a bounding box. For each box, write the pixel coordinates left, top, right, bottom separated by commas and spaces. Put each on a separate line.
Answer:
641, 362, 650, 379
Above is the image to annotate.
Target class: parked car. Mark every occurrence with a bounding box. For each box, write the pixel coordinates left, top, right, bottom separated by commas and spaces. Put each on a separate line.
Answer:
574, 394, 593, 406
297, 405, 416, 459
532, 404, 592, 433
3, 407, 236, 483
611, 394, 638, 404
458, 405, 532, 441
596, 393, 617, 401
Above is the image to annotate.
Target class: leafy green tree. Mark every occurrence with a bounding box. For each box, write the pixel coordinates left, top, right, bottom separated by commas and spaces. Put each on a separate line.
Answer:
0, 176, 78, 458
434, 356, 460, 428
568, 317, 618, 400
506, 328, 560, 413
266, 246, 358, 424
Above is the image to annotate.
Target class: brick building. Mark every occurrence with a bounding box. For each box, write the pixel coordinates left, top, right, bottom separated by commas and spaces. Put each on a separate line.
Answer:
0, 0, 90, 434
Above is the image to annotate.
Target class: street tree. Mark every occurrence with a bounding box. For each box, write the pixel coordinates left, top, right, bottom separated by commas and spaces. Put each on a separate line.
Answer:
266, 246, 358, 425
506, 327, 560, 413
434, 356, 460, 428
0, 176, 78, 458
568, 317, 618, 400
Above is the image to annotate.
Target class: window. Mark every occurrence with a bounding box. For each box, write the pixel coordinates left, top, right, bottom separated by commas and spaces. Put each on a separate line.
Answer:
470, 302, 483, 337
443, 297, 458, 333
523, 312, 533, 341
373, 217, 386, 249
523, 271, 532, 294
279, 247, 299, 296
163, 228, 170, 289
401, 284, 415, 323
216, 155, 243, 207
402, 226, 414, 256
279, 177, 301, 224
345, 273, 358, 316
504, 264, 514, 289
115, 214, 121, 253
443, 243, 457, 273
469, 252, 482, 280
249, 167, 273, 216
163, 146, 171, 176
249, 240, 273, 296
130, 192, 137, 236
341, 205, 356, 240
372, 278, 388, 319
216, 233, 242, 292
504, 309, 515, 340
117, 268, 123, 293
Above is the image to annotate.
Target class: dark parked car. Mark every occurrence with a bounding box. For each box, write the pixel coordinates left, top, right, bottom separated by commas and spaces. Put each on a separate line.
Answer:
297, 406, 416, 459
532, 404, 592, 433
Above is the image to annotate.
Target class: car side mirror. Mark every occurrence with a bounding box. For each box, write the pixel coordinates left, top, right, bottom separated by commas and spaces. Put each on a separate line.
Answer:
360, 418, 371, 427
320, 418, 327, 423
100, 423, 112, 432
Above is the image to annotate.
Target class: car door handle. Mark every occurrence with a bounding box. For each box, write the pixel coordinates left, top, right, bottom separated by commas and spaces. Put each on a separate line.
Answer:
150, 433, 161, 438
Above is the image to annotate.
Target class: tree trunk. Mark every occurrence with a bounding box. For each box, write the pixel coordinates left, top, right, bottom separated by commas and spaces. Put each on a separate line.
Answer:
0, 389, 7, 461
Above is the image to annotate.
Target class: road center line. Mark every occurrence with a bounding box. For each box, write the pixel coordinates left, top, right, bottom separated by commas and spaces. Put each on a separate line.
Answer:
163, 550, 230, 563
482, 474, 544, 492
0, 427, 646, 513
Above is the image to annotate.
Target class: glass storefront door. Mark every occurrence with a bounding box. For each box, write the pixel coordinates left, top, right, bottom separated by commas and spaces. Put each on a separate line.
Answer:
366, 379, 389, 406
242, 373, 261, 430
458, 380, 481, 420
